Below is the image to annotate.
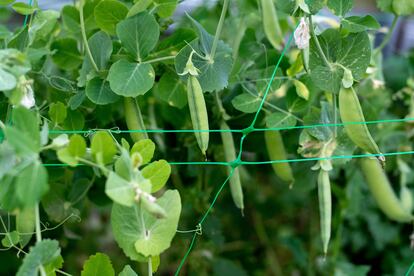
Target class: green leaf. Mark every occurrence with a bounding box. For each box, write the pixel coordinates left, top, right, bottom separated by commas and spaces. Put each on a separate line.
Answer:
154, 72, 187, 108
94, 0, 128, 34
127, 0, 153, 17
57, 134, 86, 167
393, 0, 414, 15
341, 15, 381, 33
1, 231, 19, 248
304, 0, 325, 14
87, 31, 113, 70
0, 0, 15, 5
16, 161, 48, 208
119, 265, 138, 276
108, 59, 155, 97
62, 5, 81, 36
265, 112, 297, 128
29, 10, 60, 42
141, 160, 171, 193
63, 110, 85, 130
0, 67, 17, 91
116, 12, 159, 60
309, 30, 371, 93
16, 239, 61, 276
327, 0, 353, 16
115, 148, 133, 181
81, 253, 115, 276
154, 0, 177, 18
11, 2, 37, 15
51, 38, 82, 70
4, 127, 38, 155
174, 15, 233, 92
91, 131, 117, 165
105, 172, 135, 206
131, 139, 155, 165
231, 93, 261, 113
111, 190, 181, 259
49, 102, 67, 124
86, 77, 120, 105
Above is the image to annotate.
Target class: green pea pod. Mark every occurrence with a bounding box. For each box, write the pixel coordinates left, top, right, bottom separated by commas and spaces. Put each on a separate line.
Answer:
260, 0, 283, 50
220, 121, 244, 212
141, 196, 167, 219
124, 97, 148, 142
16, 207, 35, 248
187, 76, 209, 155
264, 131, 294, 186
360, 157, 414, 223
339, 87, 383, 161
317, 169, 331, 256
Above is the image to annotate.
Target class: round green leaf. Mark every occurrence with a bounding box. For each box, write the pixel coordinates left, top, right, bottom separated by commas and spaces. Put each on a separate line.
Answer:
0, 67, 16, 91
16, 161, 49, 208
131, 139, 155, 165
231, 93, 261, 113
154, 72, 187, 108
12, 2, 37, 15
141, 160, 171, 193
49, 102, 67, 124
105, 172, 135, 207
86, 77, 120, 105
91, 131, 117, 165
51, 38, 82, 70
81, 253, 115, 276
108, 59, 155, 97
94, 0, 128, 34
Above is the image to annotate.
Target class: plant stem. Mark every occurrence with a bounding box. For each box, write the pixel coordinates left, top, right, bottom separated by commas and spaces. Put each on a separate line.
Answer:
35, 204, 47, 276
148, 257, 152, 276
308, 15, 331, 70
232, 17, 246, 61
210, 0, 229, 60
333, 92, 337, 138
143, 55, 176, 64
79, 0, 99, 72
375, 15, 398, 55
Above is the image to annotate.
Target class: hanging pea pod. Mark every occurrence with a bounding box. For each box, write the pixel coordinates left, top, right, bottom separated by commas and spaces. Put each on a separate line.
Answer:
260, 0, 283, 50
16, 207, 35, 248
220, 121, 244, 213
124, 97, 148, 142
264, 131, 295, 186
339, 87, 384, 163
187, 76, 209, 155
317, 169, 331, 256
360, 157, 414, 223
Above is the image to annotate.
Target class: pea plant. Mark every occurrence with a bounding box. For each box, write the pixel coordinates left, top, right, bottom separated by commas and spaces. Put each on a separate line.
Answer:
1, 0, 414, 275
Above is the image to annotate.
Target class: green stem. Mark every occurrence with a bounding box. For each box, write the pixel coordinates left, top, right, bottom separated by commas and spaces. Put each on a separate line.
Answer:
232, 17, 246, 60
35, 204, 47, 276
79, 0, 99, 73
143, 55, 176, 64
210, 0, 229, 60
148, 257, 152, 276
375, 15, 398, 55
308, 15, 331, 70
333, 92, 337, 138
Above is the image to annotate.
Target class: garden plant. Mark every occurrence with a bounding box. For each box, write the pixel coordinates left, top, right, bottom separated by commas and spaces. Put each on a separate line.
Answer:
1, 0, 414, 275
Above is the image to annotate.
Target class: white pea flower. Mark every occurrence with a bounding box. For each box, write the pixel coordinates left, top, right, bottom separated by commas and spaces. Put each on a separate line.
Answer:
294, 18, 310, 50
20, 82, 35, 109
51, 134, 69, 148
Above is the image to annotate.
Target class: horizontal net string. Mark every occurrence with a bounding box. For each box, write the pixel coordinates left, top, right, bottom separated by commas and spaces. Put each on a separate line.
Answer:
42, 150, 414, 167
47, 117, 414, 135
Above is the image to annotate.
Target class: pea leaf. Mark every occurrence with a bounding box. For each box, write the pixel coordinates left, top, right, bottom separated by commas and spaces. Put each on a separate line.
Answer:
105, 172, 135, 207
1, 231, 19, 248
63, 110, 85, 130
131, 139, 155, 165
16, 240, 61, 276
51, 38, 82, 70
309, 30, 371, 93
154, 72, 187, 108
57, 134, 86, 166
127, 0, 153, 18
341, 15, 381, 33
91, 131, 117, 165
174, 15, 233, 92
0, 67, 17, 91
327, 0, 353, 16
292, 80, 310, 100
119, 265, 138, 276
29, 10, 60, 42
86, 77, 120, 105
304, 0, 325, 14
108, 60, 155, 97
49, 102, 67, 124
393, 0, 414, 15
0, 0, 15, 5
266, 112, 297, 128
116, 12, 159, 61
111, 190, 181, 259
94, 0, 128, 34
154, 0, 177, 18
16, 161, 48, 208
141, 160, 171, 193
12, 2, 37, 15
231, 93, 261, 113
81, 253, 115, 276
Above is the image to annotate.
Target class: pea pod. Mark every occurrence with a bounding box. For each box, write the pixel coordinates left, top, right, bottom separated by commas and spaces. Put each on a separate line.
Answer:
360, 157, 413, 223
260, 0, 283, 50
400, 186, 413, 213
339, 87, 383, 161
16, 207, 35, 248
317, 169, 331, 256
187, 76, 209, 155
124, 97, 148, 142
264, 131, 294, 186
220, 121, 244, 212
